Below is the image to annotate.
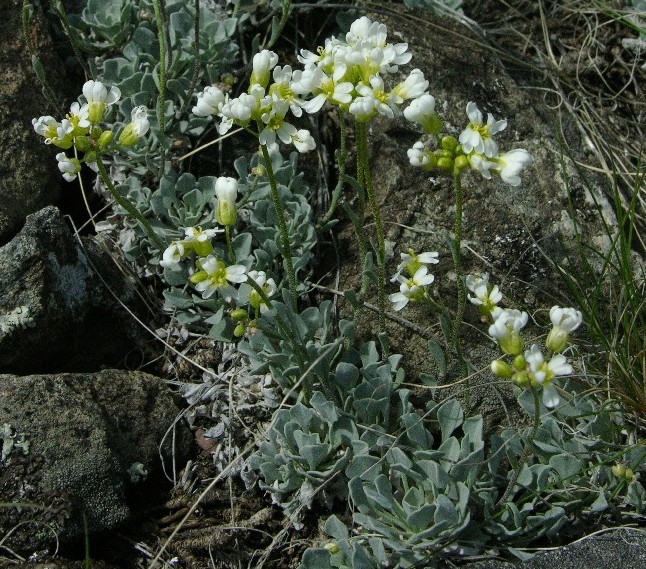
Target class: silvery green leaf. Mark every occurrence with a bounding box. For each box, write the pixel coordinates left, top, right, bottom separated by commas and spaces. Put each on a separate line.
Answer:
437, 399, 464, 441
549, 453, 584, 480
406, 503, 435, 530
345, 455, 381, 482
324, 514, 350, 540
298, 444, 331, 470
299, 548, 333, 569
589, 489, 608, 512
427, 339, 447, 378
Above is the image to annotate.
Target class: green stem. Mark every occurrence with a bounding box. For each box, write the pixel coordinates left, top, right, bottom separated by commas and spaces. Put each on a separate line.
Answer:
266, 0, 292, 49
356, 121, 386, 332
96, 159, 165, 251
178, 0, 201, 118
152, 0, 167, 177
451, 172, 469, 386
225, 225, 235, 264
260, 144, 297, 307
318, 113, 347, 228
496, 387, 541, 509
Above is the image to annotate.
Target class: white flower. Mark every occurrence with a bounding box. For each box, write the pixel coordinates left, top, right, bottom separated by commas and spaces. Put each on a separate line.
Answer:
391, 69, 428, 102
468, 152, 498, 180
348, 95, 377, 121
404, 93, 436, 123
388, 266, 434, 311
466, 273, 502, 313
55, 152, 81, 182
494, 149, 533, 186
247, 270, 277, 313
354, 75, 396, 118
549, 306, 583, 332
159, 242, 185, 271
82, 80, 120, 123
193, 85, 226, 117
193, 255, 247, 300
215, 177, 238, 204
407, 141, 431, 168
265, 65, 305, 117
489, 308, 528, 355
251, 50, 279, 88
291, 129, 316, 153
67, 102, 91, 134
294, 67, 353, 113
184, 226, 223, 242
33, 116, 69, 147
391, 249, 438, 282
259, 99, 298, 146
459, 101, 507, 157
525, 344, 573, 408
546, 306, 583, 353
119, 106, 150, 146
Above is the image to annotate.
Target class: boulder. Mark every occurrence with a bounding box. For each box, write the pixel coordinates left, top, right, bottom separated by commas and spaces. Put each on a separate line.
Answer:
0, 369, 193, 555
0, 206, 155, 375
0, 0, 70, 244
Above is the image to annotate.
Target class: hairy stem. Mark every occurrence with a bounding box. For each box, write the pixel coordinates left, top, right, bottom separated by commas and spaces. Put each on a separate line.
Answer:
356, 121, 386, 332
260, 144, 297, 307
152, 0, 167, 177
225, 225, 235, 264
96, 159, 165, 251
319, 112, 347, 228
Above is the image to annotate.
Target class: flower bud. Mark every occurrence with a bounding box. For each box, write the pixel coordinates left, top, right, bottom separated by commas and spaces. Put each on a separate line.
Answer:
491, 360, 512, 379
74, 136, 91, 152
625, 468, 635, 482
500, 332, 524, 356
193, 240, 213, 257
189, 270, 208, 284
612, 464, 626, 478
454, 155, 469, 171
441, 136, 458, 151
513, 354, 526, 371
512, 371, 530, 387
98, 130, 114, 148
546, 327, 569, 354
83, 151, 97, 164
437, 157, 453, 171
324, 542, 340, 555
87, 101, 106, 124
233, 324, 246, 337
231, 308, 248, 321
215, 177, 238, 226
118, 106, 150, 147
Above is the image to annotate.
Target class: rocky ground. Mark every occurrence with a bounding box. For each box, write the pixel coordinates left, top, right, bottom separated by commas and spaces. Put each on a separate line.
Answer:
1, 0, 644, 567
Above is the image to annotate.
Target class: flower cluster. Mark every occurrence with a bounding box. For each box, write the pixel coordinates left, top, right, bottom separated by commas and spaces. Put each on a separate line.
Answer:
407, 101, 533, 186
158, 177, 278, 320
32, 80, 149, 182
474, 275, 582, 408
192, 16, 437, 151
388, 249, 438, 311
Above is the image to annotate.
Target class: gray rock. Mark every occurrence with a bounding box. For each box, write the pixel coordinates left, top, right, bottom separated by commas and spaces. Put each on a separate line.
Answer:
0, 369, 192, 555
0, 0, 71, 244
464, 528, 646, 569
0, 206, 154, 374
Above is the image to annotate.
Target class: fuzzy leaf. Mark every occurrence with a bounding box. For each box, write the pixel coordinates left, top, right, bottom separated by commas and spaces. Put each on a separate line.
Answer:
437, 399, 464, 441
